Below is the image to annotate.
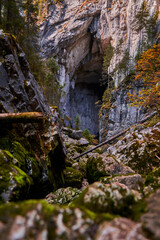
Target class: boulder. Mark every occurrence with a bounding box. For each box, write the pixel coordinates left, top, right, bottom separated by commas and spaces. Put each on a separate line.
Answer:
0, 150, 32, 202
86, 154, 134, 183
45, 187, 82, 205
64, 167, 83, 188
73, 182, 141, 216
100, 174, 144, 191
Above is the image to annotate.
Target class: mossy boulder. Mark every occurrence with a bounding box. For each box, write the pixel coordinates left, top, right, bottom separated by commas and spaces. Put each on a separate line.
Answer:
0, 134, 41, 180
72, 182, 141, 217
86, 155, 134, 183
0, 150, 32, 202
100, 174, 144, 191
86, 155, 106, 183
64, 167, 83, 188
0, 200, 95, 240
45, 187, 82, 205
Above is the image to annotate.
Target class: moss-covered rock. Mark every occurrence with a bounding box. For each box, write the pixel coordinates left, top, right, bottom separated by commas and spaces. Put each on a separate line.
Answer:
0, 150, 32, 202
86, 155, 134, 184
100, 174, 144, 191
0, 200, 95, 240
86, 155, 107, 183
72, 182, 141, 217
45, 187, 82, 205
64, 167, 83, 188
145, 166, 160, 191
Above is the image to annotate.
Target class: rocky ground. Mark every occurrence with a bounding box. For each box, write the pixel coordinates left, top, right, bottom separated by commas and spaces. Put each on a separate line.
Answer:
0, 114, 160, 240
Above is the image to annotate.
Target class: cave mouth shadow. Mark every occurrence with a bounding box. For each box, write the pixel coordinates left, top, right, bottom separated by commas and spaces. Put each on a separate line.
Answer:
67, 71, 108, 137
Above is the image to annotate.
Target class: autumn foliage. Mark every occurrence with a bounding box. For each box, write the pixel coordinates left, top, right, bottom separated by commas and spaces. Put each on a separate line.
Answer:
128, 44, 160, 109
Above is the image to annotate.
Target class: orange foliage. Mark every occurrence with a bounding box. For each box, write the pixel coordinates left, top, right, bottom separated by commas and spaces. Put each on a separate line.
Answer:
128, 44, 160, 109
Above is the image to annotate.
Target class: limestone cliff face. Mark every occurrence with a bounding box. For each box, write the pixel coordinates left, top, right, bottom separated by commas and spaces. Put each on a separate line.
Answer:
41, 0, 159, 135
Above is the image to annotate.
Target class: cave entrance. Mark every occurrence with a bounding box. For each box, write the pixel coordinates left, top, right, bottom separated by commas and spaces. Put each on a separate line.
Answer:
68, 68, 107, 137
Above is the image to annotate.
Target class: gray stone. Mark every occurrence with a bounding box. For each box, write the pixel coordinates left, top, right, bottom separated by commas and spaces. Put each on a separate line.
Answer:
78, 138, 89, 146
63, 127, 83, 139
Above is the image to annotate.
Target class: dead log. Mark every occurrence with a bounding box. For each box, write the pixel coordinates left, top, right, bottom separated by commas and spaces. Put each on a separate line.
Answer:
0, 112, 46, 123
73, 111, 158, 160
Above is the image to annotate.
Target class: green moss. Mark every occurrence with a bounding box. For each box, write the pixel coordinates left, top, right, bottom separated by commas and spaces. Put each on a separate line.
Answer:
11, 141, 28, 170
131, 199, 148, 221
0, 137, 11, 150
82, 129, 92, 143
0, 150, 32, 202
64, 167, 83, 188
93, 148, 103, 154
86, 156, 107, 183
145, 166, 160, 190
0, 199, 56, 223
26, 156, 41, 179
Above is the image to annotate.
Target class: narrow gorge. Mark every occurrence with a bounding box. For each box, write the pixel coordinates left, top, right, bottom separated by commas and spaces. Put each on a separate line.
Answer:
0, 0, 160, 239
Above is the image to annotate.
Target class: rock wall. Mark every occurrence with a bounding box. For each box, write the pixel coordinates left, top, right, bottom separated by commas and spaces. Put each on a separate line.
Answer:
0, 31, 50, 115
0, 31, 66, 201
40, 0, 160, 135
99, 80, 144, 141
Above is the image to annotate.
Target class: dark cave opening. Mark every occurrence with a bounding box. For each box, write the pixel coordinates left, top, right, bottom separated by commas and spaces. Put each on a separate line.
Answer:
68, 70, 107, 137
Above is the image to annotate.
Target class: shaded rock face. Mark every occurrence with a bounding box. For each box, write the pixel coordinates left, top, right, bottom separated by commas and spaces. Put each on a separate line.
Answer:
0, 31, 50, 115
0, 31, 67, 201
40, 0, 159, 134
100, 81, 144, 140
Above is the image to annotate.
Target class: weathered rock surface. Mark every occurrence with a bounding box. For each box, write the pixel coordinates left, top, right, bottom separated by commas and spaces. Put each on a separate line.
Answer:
95, 217, 148, 240
99, 81, 144, 140
0, 31, 50, 115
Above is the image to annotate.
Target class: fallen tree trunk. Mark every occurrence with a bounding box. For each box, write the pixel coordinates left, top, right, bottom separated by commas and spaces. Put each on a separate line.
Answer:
73, 111, 158, 160
0, 112, 46, 123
